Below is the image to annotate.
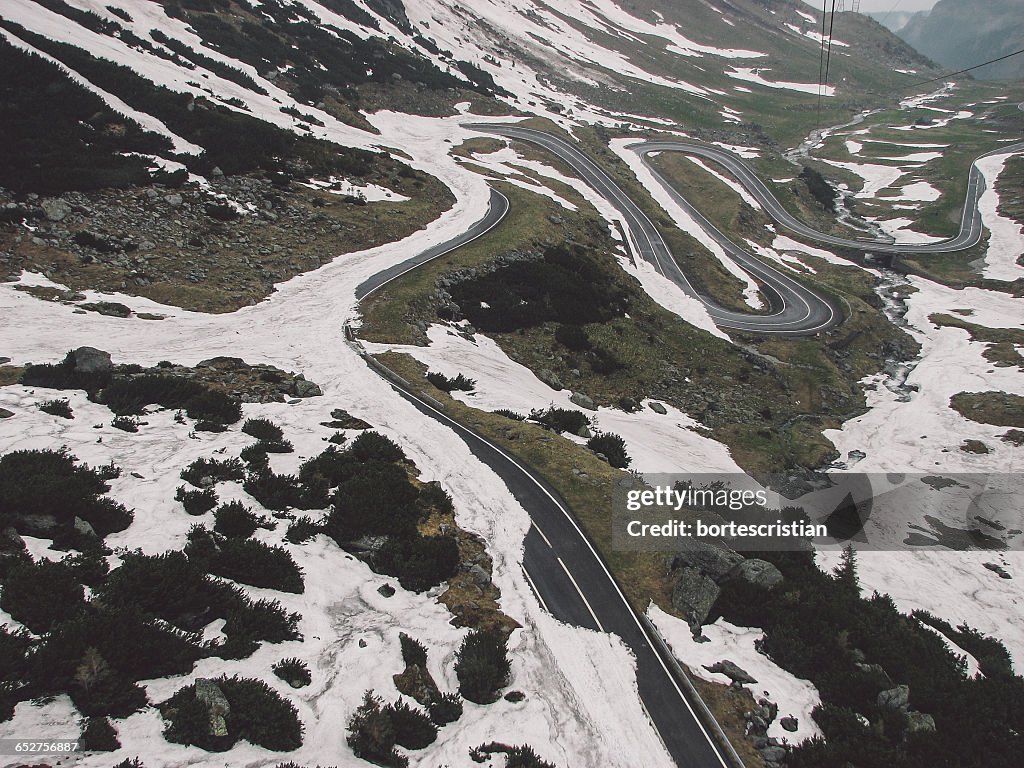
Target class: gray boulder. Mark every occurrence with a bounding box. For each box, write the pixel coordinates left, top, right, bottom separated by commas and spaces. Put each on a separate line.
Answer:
73, 517, 96, 537
41, 198, 71, 222
905, 711, 935, 734
760, 745, 787, 764
780, 716, 799, 732
703, 660, 757, 685
537, 368, 563, 391
726, 558, 784, 589
671, 566, 720, 631
0, 408, 13, 419
468, 564, 491, 586
291, 379, 322, 398
164, 194, 184, 207
570, 391, 596, 411
668, 541, 744, 581
194, 678, 231, 737
72, 346, 112, 373
878, 684, 910, 711
647, 401, 668, 415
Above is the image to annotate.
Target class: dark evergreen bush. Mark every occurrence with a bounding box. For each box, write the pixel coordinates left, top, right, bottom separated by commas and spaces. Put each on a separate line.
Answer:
528, 407, 590, 435
326, 462, 421, 542
260, 439, 295, 454
399, 633, 428, 668
100, 375, 241, 424
110, 415, 139, 432
29, 604, 203, 708
213, 501, 260, 539
285, 516, 321, 544
162, 676, 302, 752
493, 409, 526, 421
79, 715, 120, 751
240, 443, 270, 470
427, 692, 463, 726
38, 398, 73, 418
375, 535, 460, 593
0, 448, 132, 537
0, 559, 85, 633
61, 548, 110, 587
243, 469, 305, 511
272, 657, 311, 688
242, 418, 285, 442
455, 631, 511, 704
385, 700, 437, 749
349, 431, 406, 463
202, 537, 305, 594
175, 485, 217, 515
426, 372, 476, 393
181, 457, 245, 487
347, 692, 406, 768
586, 433, 631, 468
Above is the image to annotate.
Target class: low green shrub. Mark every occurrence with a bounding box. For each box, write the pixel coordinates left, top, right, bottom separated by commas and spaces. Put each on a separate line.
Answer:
272, 657, 311, 688
586, 433, 631, 468
242, 418, 284, 442
38, 398, 73, 418
175, 486, 217, 516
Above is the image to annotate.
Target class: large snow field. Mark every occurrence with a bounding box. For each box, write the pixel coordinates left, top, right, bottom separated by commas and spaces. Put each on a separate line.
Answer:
976, 152, 1024, 282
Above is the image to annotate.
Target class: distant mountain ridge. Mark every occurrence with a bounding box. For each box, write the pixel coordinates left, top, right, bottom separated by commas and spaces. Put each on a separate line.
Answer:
897, 0, 1024, 81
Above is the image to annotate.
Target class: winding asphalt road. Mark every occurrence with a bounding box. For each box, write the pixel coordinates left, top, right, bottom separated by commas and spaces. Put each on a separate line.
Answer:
634, 140, 1024, 254
476, 124, 842, 336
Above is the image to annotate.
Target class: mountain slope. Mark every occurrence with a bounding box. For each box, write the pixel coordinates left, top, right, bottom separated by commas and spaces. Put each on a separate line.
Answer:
899, 0, 1024, 81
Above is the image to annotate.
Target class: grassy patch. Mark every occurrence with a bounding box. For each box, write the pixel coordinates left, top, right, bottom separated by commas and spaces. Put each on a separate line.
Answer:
949, 392, 1024, 428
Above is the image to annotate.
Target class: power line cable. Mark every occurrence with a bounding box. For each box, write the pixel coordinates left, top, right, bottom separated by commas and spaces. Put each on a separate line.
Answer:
910, 47, 1024, 86
824, 0, 838, 90
816, 0, 829, 124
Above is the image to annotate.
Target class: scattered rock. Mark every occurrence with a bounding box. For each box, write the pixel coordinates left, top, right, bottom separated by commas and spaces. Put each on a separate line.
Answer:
984, 561, 1012, 579
877, 684, 910, 711
164, 194, 184, 207
194, 678, 231, 737
780, 716, 798, 732
905, 711, 936, 734
537, 368, 563, 391
704, 660, 757, 685
570, 391, 596, 411
671, 566, 720, 632
291, 379, 322, 398
648, 401, 668, 415
72, 346, 113, 373
726, 558, 784, 589
79, 301, 132, 318
468, 563, 491, 586
575, 424, 592, 439
504, 690, 526, 703
960, 439, 990, 454
0, 408, 13, 419
326, 408, 371, 430
73, 517, 96, 537
667, 541, 744, 581
41, 198, 72, 222
760, 745, 787, 764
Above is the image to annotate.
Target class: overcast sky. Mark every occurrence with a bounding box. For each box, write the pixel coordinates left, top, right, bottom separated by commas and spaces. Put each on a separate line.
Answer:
803, 0, 938, 12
